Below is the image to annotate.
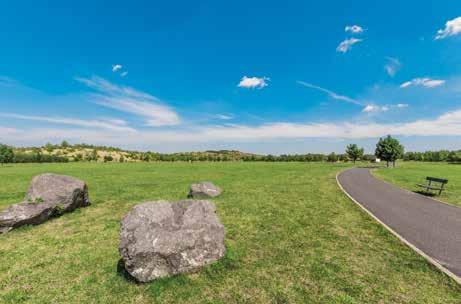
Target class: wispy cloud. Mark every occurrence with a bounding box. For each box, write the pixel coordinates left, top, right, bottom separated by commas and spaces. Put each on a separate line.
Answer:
298, 81, 408, 114
238, 76, 269, 89
121, 71, 128, 77
76, 76, 180, 126
214, 114, 234, 120
336, 38, 362, 53
362, 104, 388, 113
362, 103, 408, 113
3, 108, 461, 147
112, 64, 122, 72
435, 16, 461, 40
0, 113, 136, 132
297, 81, 362, 105
384, 57, 401, 77
96, 97, 180, 127
400, 77, 445, 88
345, 25, 364, 34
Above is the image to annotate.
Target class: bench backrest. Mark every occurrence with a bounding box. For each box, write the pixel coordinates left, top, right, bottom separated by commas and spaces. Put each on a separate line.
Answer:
426, 176, 448, 184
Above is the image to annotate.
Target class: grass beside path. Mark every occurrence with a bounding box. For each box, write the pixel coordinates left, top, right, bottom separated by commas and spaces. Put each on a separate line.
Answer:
0, 162, 460, 303
373, 162, 461, 207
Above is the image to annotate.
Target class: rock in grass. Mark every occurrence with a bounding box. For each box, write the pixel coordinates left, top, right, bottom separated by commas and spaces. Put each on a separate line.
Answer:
188, 181, 222, 198
119, 200, 225, 282
0, 174, 90, 234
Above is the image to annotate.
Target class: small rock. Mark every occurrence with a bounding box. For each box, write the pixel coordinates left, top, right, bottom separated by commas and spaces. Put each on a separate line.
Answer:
0, 174, 90, 233
188, 181, 222, 198
119, 200, 225, 282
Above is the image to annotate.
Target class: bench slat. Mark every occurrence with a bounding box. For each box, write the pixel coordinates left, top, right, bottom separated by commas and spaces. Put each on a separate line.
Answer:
426, 176, 448, 184
417, 184, 443, 191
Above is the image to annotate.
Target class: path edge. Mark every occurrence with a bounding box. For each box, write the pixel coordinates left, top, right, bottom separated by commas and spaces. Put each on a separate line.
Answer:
335, 168, 461, 285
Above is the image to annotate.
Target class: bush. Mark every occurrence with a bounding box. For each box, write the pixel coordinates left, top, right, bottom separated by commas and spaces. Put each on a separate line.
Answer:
14, 153, 68, 163
0, 144, 14, 165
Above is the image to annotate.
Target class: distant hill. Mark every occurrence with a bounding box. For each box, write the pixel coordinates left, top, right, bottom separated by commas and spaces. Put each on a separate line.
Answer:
12, 142, 263, 163
8, 141, 460, 163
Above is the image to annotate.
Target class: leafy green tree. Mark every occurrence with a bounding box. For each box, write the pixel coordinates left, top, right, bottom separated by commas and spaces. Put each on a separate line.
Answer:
103, 155, 114, 162
346, 144, 364, 164
61, 140, 70, 148
85, 149, 98, 162
447, 151, 461, 163
327, 152, 338, 162
44, 142, 55, 153
32, 148, 43, 163
338, 154, 349, 162
0, 144, 14, 165
375, 135, 404, 167
74, 154, 83, 162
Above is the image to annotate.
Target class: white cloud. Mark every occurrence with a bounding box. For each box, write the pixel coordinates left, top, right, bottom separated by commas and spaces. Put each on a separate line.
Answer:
3, 109, 461, 147
345, 25, 364, 34
435, 16, 461, 40
96, 97, 180, 127
238, 76, 269, 89
215, 114, 234, 120
98, 118, 129, 126
363, 103, 408, 113
76, 76, 180, 126
112, 64, 122, 72
297, 81, 362, 105
362, 105, 389, 113
121, 71, 128, 77
384, 57, 401, 77
336, 38, 362, 53
400, 77, 445, 88
0, 113, 136, 132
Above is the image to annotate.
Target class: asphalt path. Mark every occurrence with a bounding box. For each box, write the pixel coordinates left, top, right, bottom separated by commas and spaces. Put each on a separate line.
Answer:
337, 168, 461, 282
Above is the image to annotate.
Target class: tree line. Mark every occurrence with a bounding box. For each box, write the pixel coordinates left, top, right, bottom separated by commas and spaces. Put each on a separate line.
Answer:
0, 136, 460, 164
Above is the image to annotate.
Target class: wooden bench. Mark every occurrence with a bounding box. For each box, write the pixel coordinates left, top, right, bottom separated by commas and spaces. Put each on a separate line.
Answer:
417, 177, 448, 196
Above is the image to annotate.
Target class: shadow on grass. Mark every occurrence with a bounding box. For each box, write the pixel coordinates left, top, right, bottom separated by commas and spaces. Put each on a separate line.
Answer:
116, 259, 139, 283
414, 190, 438, 197
116, 246, 240, 285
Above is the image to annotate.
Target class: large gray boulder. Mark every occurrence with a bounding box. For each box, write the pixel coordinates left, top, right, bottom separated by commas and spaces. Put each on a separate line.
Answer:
0, 173, 90, 234
119, 200, 225, 282
188, 181, 222, 198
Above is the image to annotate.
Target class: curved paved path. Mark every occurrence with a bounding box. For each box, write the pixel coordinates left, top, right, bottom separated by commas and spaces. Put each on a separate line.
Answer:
337, 168, 461, 282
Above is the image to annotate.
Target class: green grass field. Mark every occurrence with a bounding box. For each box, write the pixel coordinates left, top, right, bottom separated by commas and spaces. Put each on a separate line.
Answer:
374, 162, 461, 207
0, 162, 460, 303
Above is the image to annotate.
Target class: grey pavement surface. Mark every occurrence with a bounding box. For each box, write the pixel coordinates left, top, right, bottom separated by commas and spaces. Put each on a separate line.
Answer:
337, 168, 461, 278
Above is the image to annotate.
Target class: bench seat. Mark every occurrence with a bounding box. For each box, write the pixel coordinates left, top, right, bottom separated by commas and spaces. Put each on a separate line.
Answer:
416, 184, 443, 191
416, 177, 448, 195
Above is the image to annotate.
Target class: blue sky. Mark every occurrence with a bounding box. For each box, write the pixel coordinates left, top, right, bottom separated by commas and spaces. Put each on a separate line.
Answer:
1, 1, 461, 153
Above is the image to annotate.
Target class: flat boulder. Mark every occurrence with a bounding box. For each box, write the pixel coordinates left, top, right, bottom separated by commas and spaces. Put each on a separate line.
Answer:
188, 181, 222, 198
119, 200, 225, 282
0, 173, 90, 234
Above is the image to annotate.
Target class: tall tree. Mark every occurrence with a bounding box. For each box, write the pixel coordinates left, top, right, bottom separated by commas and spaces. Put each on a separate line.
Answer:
0, 144, 14, 165
61, 140, 70, 148
327, 152, 338, 162
345, 144, 364, 164
375, 135, 404, 167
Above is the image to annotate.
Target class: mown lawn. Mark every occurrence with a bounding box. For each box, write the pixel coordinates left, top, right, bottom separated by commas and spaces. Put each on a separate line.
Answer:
373, 162, 461, 207
0, 162, 459, 303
